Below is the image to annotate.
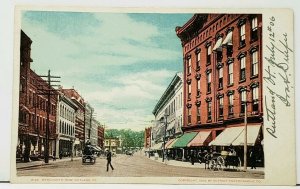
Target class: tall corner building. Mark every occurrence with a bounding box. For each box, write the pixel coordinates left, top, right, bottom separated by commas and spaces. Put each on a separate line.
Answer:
175, 14, 263, 160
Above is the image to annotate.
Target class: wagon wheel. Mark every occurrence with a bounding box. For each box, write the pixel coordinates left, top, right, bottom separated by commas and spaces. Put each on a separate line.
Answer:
216, 156, 225, 170
210, 159, 217, 170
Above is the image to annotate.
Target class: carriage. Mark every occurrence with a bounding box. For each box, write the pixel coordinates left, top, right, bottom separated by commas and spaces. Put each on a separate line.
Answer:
210, 151, 241, 171
198, 150, 241, 171
82, 145, 96, 164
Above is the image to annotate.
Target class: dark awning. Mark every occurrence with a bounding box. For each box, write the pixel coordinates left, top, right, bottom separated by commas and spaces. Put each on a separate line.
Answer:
172, 132, 198, 148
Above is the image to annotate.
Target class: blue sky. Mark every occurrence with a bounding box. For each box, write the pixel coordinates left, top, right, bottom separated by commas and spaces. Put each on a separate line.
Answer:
21, 11, 192, 131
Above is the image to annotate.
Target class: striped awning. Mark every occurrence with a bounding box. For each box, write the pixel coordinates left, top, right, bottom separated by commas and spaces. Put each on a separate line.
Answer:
167, 138, 179, 149
231, 125, 261, 146
209, 127, 244, 146
172, 132, 198, 148
164, 139, 175, 149
187, 131, 212, 147
209, 125, 261, 146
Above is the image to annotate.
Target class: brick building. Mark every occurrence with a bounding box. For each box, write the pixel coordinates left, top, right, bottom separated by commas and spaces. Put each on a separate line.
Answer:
175, 14, 263, 161
62, 88, 86, 154
144, 127, 152, 149
18, 30, 57, 162
97, 125, 105, 149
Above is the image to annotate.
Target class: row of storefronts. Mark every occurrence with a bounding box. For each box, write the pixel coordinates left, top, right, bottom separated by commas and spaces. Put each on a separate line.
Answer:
149, 123, 263, 166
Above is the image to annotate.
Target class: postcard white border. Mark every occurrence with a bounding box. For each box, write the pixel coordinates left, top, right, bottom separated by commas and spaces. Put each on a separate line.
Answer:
10, 6, 296, 185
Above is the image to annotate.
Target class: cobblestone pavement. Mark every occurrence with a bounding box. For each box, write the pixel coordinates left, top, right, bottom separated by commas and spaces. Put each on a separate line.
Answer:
17, 153, 264, 179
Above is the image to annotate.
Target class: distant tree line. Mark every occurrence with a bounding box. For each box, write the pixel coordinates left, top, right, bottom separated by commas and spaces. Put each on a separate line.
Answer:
105, 129, 144, 149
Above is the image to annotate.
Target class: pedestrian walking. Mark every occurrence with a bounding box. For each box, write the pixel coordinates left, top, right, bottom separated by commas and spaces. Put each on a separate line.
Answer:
190, 150, 195, 165
249, 148, 257, 169
53, 151, 56, 161
106, 150, 114, 172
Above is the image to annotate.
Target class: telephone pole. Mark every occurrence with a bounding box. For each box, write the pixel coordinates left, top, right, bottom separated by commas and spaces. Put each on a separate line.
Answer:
37, 70, 60, 163
244, 101, 248, 171
243, 89, 250, 171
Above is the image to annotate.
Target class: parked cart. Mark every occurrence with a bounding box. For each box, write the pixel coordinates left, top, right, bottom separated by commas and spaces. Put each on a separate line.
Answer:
82, 145, 96, 164
213, 150, 241, 171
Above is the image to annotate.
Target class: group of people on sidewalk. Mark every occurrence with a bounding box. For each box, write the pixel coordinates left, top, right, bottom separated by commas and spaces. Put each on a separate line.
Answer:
151, 146, 259, 169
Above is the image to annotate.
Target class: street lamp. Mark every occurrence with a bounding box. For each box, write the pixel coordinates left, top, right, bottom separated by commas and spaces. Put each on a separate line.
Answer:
71, 140, 74, 161
162, 112, 169, 162
243, 89, 251, 171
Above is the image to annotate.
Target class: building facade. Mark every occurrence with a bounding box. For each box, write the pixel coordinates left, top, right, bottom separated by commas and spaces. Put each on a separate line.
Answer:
18, 30, 57, 162
97, 125, 105, 149
104, 138, 120, 154
62, 88, 85, 155
55, 91, 77, 158
144, 127, 152, 149
152, 72, 183, 146
84, 103, 93, 143
176, 14, 263, 161
90, 118, 100, 146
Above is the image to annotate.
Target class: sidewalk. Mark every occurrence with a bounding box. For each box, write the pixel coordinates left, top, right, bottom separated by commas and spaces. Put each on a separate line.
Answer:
144, 154, 264, 173
16, 157, 82, 170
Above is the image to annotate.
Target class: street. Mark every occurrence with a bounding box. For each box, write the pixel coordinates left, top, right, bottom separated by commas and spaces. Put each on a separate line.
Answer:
17, 153, 264, 179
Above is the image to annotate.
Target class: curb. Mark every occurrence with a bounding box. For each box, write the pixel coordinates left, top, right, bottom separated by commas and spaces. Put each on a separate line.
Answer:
144, 155, 264, 173
17, 163, 53, 170
17, 157, 82, 170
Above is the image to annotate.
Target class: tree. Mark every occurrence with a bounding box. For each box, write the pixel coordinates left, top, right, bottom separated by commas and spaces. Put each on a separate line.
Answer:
105, 129, 145, 150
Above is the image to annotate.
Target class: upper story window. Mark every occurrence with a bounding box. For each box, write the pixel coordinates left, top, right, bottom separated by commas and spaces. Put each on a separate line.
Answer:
251, 51, 259, 76
240, 24, 246, 47
207, 101, 212, 121
218, 67, 223, 89
223, 29, 233, 57
228, 62, 233, 85
252, 85, 259, 112
188, 83, 192, 100
187, 108, 191, 125
207, 45, 212, 65
216, 50, 223, 63
207, 72, 211, 93
197, 105, 201, 122
251, 17, 258, 41
228, 93, 234, 116
196, 50, 201, 69
197, 79, 201, 97
227, 45, 233, 57
218, 96, 224, 118
20, 78, 25, 93
214, 36, 223, 62
240, 56, 246, 81
240, 90, 247, 114
187, 57, 192, 75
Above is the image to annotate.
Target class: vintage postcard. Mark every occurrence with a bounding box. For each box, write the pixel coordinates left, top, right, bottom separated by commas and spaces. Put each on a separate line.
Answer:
11, 6, 296, 185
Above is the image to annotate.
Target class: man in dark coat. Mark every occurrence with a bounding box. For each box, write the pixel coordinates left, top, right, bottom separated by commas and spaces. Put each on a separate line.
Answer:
106, 150, 114, 172
190, 150, 196, 165
249, 148, 257, 169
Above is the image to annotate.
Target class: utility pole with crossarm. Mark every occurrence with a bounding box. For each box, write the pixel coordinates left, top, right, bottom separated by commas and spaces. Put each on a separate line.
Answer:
37, 70, 60, 164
